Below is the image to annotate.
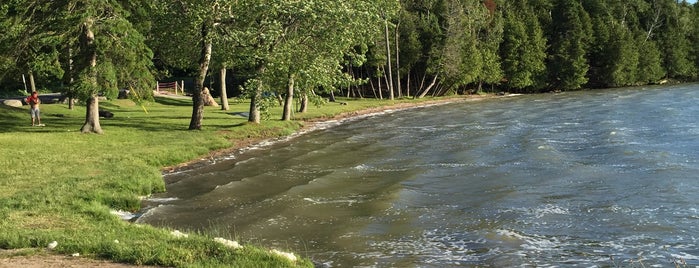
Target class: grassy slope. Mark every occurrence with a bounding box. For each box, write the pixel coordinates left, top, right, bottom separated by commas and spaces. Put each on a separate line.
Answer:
0, 95, 439, 267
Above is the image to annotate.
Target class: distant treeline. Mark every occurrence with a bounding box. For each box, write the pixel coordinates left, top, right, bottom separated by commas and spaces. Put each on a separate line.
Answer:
364, 0, 699, 96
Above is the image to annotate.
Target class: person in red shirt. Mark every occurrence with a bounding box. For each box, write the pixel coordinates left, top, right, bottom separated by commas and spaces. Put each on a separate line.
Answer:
26, 91, 43, 126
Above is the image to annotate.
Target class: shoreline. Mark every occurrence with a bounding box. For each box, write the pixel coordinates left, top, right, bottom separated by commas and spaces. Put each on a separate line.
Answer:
160, 94, 499, 176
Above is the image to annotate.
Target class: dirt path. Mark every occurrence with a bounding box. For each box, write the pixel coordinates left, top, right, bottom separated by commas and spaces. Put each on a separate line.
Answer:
0, 249, 163, 268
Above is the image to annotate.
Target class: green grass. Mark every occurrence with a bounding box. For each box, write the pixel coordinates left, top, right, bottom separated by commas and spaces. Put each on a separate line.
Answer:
0, 94, 464, 267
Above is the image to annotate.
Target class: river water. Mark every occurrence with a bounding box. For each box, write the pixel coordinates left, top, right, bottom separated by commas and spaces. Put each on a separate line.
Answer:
137, 84, 699, 267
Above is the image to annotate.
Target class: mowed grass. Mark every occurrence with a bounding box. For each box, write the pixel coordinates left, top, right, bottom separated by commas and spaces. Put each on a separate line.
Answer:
0, 94, 443, 267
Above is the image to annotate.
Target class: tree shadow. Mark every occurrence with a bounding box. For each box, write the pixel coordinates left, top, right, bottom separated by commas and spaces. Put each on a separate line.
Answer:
153, 96, 192, 106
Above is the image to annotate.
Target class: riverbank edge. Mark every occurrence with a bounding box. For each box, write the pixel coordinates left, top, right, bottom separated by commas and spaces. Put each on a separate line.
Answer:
160, 94, 503, 176
0, 94, 503, 268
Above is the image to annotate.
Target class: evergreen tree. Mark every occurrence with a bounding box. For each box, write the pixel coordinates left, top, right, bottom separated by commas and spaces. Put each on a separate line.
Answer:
636, 39, 665, 83
584, 0, 640, 87
547, 0, 592, 90
500, 0, 547, 92
475, 0, 504, 92
691, 2, 699, 75
656, 0, 696, 79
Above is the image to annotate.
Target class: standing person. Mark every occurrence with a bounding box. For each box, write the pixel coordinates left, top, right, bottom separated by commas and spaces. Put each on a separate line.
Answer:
26, 91, 43, 126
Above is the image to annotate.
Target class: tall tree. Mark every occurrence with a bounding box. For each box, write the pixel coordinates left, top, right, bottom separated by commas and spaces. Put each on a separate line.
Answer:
690, 2, 699, 75
584, 0, 640, 87
547, 0, 592, 90
475, 0, 504, 93
0, 1, 64, 94
656, 0, 697, 79
11, 0, 155, 134
152, 0, 243, 129
500, 0, 547, 92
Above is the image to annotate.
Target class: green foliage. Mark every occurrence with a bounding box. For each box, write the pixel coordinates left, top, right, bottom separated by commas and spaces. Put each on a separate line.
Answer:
656, 0, 697, 79
548, 0, 592, 90
500, 0, 547, 92
691, 3, 699, 76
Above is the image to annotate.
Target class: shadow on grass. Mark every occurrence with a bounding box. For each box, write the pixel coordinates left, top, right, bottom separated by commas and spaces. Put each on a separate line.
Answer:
1, 101, 248, 133
154, 96, 192, 106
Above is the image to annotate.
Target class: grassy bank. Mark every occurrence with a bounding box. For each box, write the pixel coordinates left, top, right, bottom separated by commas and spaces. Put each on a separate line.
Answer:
0, 95, 463, 267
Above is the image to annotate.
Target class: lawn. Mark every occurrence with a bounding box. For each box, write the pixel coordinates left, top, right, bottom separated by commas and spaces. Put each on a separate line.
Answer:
0, 94, 446, 267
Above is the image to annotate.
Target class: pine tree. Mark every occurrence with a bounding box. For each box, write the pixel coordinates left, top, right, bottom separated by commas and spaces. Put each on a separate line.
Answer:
500, 0, 547, 92
547, 0, 592, 90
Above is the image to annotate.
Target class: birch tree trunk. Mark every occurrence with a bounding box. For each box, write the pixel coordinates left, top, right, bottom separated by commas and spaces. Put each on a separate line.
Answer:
395, 21, 401, 98
63, 46, 75, 110
417, 75, 438, 99
219, 67, 229, 110
384, 19, 394, 100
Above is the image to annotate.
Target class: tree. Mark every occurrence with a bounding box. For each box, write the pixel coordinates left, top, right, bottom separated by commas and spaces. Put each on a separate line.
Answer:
636, 39, 665, 83
151, 0, 245, 129
9, 0, 155, 134
547, 0, 592, 90
690, 2, 699, 75
500, 0, 547, 92
656, 0, 696, 79
584, 0, 640, 87
0, 1, 64, 94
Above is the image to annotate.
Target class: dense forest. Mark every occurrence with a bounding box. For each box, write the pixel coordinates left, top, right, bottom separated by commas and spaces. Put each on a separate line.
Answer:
1, 0, 698, 131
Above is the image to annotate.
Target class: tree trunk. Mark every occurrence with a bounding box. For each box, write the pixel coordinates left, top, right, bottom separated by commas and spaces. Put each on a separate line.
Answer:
81, 96, 102, 134
282, 73, 294, 121
378, 66, 384, 100
248, 64, 265, 124
299, 92, 308, 113
384, 19, 394, 100
80, 18, 102, 134
219, 67, 229, 110
189, 21, 213, 130
395, 21, 401, 98
406, 69, 411, 98
417, 75, 438, 99
329, 90, 336, 102
62, 45, 75, 110
29, 71, 36, 93
645, 2, 662, 42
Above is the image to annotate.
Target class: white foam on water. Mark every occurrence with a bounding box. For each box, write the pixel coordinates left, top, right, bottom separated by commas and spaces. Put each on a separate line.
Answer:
671, 252, 699, 261
303, 197, 360, 206
364, 230, 484, 265
110, 210, 137, 221
352, 164, 371, 171
495, 229, 565, 252
144, 197, 179, 203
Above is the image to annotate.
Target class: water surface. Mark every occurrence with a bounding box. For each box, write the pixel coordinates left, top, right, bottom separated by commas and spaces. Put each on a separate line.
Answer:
138, 84, 699, 267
